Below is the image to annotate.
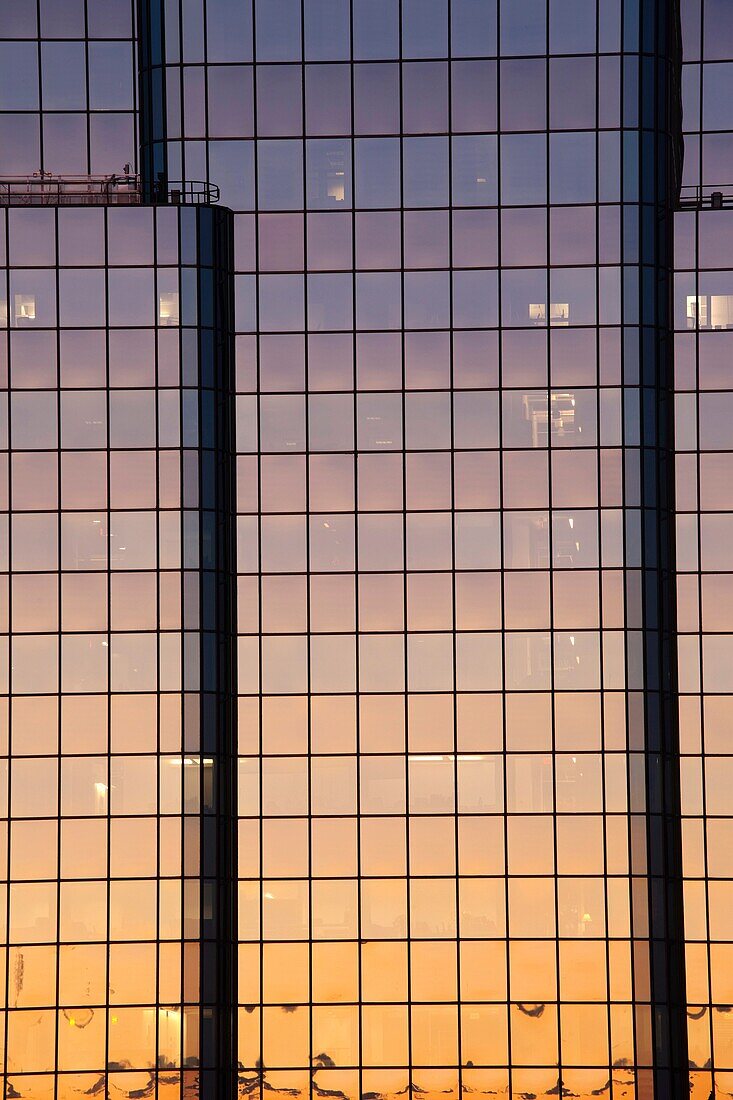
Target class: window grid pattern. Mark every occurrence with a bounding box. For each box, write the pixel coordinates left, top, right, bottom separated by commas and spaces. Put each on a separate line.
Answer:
141, 1, 684, 1097
0, 0, 138, 178
677, 2, 733, 1095
0, 204, 233, 1100
0, 0, 695, 1095
674, 206, 733, 1100
680, 0, 733, 194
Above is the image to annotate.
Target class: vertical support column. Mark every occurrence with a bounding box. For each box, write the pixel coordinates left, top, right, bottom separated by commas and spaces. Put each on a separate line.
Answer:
137, 0, 168, 201
0, 200, 236, 1097
178, 204, 237, 1098
634, 1, 688, 1094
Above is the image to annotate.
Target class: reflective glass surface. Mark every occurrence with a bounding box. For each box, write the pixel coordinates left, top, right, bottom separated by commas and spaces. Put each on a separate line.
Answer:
0, 0, 138, 175
0, 203, 233, 1099
172, 2, 680, 1098
0, 0, 721, 1096
678, 3, 733, 1094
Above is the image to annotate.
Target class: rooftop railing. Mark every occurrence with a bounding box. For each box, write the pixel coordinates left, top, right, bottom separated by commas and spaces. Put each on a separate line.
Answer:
678, 184, 733, 210
0, 173, 219, 206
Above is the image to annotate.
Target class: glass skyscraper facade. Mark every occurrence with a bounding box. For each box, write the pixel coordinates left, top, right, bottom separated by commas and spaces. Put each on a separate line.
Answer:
0, 1, 728, 1098
0, 199, 235, 1098
677, 1, 733, 1095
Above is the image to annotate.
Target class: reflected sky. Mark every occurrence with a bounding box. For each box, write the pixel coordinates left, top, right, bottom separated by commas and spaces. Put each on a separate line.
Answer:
0, 0, 727, 1094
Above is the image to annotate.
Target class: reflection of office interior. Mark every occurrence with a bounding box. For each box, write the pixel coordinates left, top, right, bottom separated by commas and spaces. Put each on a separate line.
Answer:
13, 294, 36, 323
529, 301, 570, 325
315, 147, 347, 204
524, 514, 550, 568
687, 293, 733, 329
522, 391, 577, 447
158, 292, 180, 326
555, 633, 582, 674
553, 515, 582, 567
515, 633, 551, 684
326, 159, 346, 203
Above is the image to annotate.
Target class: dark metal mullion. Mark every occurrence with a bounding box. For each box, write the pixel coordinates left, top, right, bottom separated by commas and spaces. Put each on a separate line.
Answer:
193, 209, 208, 1093
693, 206, 715, 1086
445, 7, 464, 1096
50, 205, 62, 1100
152, 203, 163, 1093
250, 192, 641, 216
102, 204, 113, 1100
221, 201, 240, 1100
594, 0, 616, 1085
190, 50, 635, 65
249, 3, 266, 1094
544, 8, 565, 1094
694, 5, 714, 1084
131, 0, 141, 173
82, 0, 93, 176
2, 201, 12, 1100
698, 0, 705, 197
495, 1, 514, 1092
200, 123, 664, 139
347, 4, 364, 1094
176, 0, 185, 189
175, 199, 187, 1087
640, 13, 659, 1091
201, 0, 211, 203
397, 6, 414, 1093
637, 4, 675, 1092
655, 6, 689, 1089
35, 0, 45, 174
297, 3, 316, 1096
616, 0, 642, 1082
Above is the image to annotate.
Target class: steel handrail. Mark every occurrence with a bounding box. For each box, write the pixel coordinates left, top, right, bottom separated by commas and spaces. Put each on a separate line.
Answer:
0, 174, 219, 206
678, 183, 733, 209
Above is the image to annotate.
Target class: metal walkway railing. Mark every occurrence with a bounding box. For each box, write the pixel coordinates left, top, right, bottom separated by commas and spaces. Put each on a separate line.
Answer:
0, 173, 219, 206
678, 184, 733, 210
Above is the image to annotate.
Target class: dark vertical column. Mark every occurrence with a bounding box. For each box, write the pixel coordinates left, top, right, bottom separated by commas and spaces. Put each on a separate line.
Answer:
637, 1, 688, 1094
210, 203, 238, 1100
137, 0, 168, 201
137, 0, 237, 1077
188, 203, 237, 1099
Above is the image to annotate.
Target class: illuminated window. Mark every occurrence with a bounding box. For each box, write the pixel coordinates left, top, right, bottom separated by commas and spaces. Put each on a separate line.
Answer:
687, 294, 707, 327
522, 392, 577, 447
14, 294, 36, 322
554, 514, 582, 567
528, 302, 570, 325
687, 293, 733, 329
158, 291, 179, 325
327, 171, 345, 202
306, 142, 351, 207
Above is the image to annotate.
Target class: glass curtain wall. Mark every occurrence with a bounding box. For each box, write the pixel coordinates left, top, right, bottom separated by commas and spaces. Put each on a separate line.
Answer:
136, 0, 686, 1096
0, 0, 704, 1096
0, 203, 236, 1100
677, 1, 733, 1095
0, 0, 138, 178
